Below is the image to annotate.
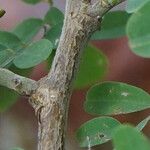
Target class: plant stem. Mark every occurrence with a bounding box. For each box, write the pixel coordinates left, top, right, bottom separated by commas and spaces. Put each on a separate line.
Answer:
29, 0, 126, 150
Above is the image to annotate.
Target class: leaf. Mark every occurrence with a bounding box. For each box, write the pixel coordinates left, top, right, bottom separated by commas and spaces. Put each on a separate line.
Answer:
74, 45, 108, 89
44, 23, 62, 48
112, 125, 150, 150
91, 11, 130, 40
22, 0, 40, 4
137, 116, 150, 131
0, 86, 19, 112
44, 7, 64, 27
44, 7, 63, 48
0, 31, 23, 49
84, 82, 150, 115
0, 48, 15, 67
0, 31, 24, 67
0, 44, 7, 51
76, 117, 121, 147
12, 18, 43, 43
126, 0, 150, 13
9, 64, 33, 77
13, 39, 53, 68
46, 49, 56, 70
126, 2, 150, 58
0, 45, 10, 66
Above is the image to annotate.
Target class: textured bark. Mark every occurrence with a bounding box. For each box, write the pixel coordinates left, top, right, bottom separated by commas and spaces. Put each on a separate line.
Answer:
30, 1, 100, 150
0, 68, 37, 95
29, 0, 125, 149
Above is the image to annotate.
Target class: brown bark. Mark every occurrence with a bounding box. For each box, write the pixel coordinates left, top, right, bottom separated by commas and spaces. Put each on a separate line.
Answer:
29, 0, 125, 149
30, 1, 101, 149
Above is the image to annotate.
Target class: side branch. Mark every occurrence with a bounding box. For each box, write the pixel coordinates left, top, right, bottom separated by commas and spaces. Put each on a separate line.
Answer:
88, 0, 126, 16
0, 68, 38, 96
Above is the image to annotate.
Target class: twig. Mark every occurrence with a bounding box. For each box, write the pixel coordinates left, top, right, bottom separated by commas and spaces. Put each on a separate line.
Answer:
88, 0, 126, 17
0, 68, 38, 96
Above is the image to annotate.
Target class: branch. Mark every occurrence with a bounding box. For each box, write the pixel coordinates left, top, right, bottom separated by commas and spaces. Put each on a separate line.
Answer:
0, 68, 38, 96
88, 0, 126, 17
29, 0, 126, 150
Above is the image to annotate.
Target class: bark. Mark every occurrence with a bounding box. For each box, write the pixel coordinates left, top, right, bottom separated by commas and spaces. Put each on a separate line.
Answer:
0, 68, 37, 95
30, 1, 100, 149
30, 0, 125, 150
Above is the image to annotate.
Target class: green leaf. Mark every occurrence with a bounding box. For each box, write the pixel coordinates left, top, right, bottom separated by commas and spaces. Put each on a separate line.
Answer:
0, 31, 23, 49
0, 45, 10, 66
12, 18, 43, 43
0, 48, 15, 67
44, 7, 64, 27
0, 31, 24, 67
126, 0, 150, 13
137, 116, 150, 131
44, 7, 63, 48
112, 125, 150, 150
46, 49, 56, 70
0, 86, 19, 112
74, 45, 108, 89
126, 2, 150, 58
9, 64, 32, 77
22, 0, 40, 4
13, 39, 53, 68
76, 117, 121, 148
0, 44, 7, 51
84, 82, 150, 115
91, 11, 130, 40
44, 23, 62, 48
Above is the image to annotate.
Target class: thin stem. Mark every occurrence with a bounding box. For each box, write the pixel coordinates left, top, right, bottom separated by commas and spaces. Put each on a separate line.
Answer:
0, 68, 38, 96
88, 0, 126, 16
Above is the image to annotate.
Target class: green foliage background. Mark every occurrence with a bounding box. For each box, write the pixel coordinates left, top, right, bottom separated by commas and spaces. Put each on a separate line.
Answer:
0, 0, 150, 149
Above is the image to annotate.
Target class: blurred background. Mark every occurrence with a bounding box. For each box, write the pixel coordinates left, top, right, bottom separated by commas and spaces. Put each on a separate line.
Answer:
0, 0, 150, 150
